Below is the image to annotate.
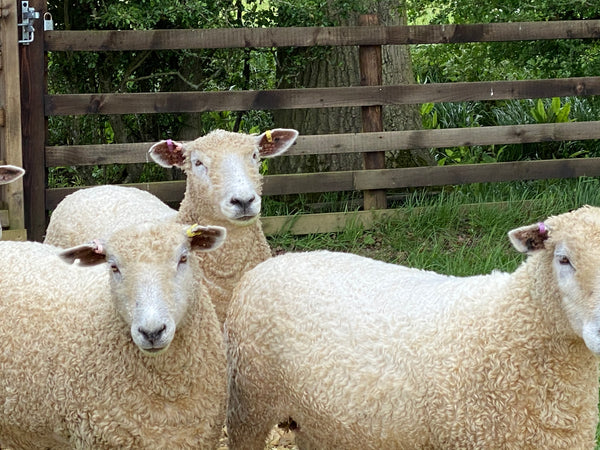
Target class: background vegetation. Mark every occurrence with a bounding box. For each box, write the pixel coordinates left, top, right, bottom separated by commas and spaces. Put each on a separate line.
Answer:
46, 0, 600, 182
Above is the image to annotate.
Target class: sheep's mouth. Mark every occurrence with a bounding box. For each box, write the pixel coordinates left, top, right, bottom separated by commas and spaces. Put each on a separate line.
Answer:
139, 344, 170, 356
229, 213, 259, 224
145, 347, 163, 353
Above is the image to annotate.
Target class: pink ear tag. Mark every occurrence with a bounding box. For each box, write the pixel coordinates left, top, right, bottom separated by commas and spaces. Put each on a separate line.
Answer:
92, 239, 104, 254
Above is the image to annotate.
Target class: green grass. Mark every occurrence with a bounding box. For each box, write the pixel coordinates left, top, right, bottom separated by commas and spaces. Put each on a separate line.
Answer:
268, 177, 600, 275
267, 177, 600, 446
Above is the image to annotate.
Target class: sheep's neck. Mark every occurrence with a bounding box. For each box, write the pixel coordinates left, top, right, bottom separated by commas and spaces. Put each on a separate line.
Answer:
176, 198, 272, 323
177, 192, 223, 227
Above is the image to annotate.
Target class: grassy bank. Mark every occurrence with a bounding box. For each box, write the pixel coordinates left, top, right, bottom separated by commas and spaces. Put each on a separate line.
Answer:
267, 177, 600, 276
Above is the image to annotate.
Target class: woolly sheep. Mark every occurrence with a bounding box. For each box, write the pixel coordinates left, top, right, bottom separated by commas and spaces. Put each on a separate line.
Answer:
0, 221, 227, 448
0, 165, 25, 239
225, 205, 600, 449
44, 128, 298, 324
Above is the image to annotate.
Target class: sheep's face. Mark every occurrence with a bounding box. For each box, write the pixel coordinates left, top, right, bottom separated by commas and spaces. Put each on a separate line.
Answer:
509, 205, 600, 355
148, 129, 298, 225
188, 135, 263, 224
59, 222, 226, 356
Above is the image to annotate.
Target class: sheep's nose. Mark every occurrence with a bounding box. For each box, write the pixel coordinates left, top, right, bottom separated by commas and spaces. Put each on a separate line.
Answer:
138, 324, 167, 345
230, 195, 256, 211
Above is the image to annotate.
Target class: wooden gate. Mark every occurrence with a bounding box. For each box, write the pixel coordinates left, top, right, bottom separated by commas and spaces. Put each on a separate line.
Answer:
0, 0, 25, 240
13, 1, 600, 241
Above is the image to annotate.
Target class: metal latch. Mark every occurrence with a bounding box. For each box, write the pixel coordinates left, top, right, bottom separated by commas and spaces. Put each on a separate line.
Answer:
18, 1, 40, 45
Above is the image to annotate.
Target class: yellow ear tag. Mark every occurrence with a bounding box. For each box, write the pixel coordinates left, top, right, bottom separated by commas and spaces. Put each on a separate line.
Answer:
186, 224, 202, 237
265, 129, 273, 143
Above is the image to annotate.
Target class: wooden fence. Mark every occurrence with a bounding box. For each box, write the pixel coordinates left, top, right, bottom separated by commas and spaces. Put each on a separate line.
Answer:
0, 0, 25, 240
17, 1, 600, 240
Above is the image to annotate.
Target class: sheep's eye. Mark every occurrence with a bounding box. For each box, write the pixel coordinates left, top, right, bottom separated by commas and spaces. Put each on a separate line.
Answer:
252, 150, 259, 161
177, 252, 189, 268
558, 255, 571, 266
110, 263, 120, 273
194, 159, 203, 167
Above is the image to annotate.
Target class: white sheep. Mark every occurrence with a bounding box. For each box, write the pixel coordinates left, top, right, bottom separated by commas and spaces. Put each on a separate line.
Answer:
0, 165, 25, 239
0, 221, 227, 448
225, 205, 600, 449
44, 128, 298, 324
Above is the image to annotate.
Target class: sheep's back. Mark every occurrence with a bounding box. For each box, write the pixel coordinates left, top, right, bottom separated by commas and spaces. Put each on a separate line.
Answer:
226, 250, 555, 447
45, 185, 177, 247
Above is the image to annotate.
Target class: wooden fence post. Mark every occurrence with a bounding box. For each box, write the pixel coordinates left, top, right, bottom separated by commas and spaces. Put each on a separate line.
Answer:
359, 14, 387, 210
0, 0, 26, 239
20, 0, 47, 241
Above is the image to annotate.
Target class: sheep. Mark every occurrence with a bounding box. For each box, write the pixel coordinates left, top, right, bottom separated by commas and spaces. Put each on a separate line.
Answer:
0, 165, 25, 239
225, 205, 600, 449
0, 221, 228, 449
44, 128, 298, 324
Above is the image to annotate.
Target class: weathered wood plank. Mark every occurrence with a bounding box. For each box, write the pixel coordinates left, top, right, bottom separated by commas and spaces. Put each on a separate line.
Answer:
44, 20, 600, 51
0, 0, 25, 232
261, 201, 523, 235
20, 0, 48, 241
44, 77, 600, 116
0, 209, 8, 227
45, 157, 600, 211
46, 181, 186, 211
45, 122, 600, 167
0, 228, 27, 241
354, 158, 600, 189
264, 158, 600, 194
261, 210, 386, 235
359, 14, 387, 210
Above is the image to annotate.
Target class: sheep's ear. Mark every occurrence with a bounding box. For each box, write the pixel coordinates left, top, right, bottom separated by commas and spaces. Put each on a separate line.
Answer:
257, 128, 299, 158
0, 165, 25, 184
185, 225, 226, 252
508, 222, 549, 253
59, 240, 108, 266
149, 139, 186, 168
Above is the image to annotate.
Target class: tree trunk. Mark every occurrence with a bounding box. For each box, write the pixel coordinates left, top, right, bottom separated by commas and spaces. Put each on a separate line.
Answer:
272, 0, 434, 174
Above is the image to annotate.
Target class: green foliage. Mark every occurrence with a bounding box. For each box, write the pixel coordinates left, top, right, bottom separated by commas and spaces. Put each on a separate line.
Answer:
419, 93, 597, 165
46, 0, 280, 188
407, 0, 600, 96
530, 97, 572, 124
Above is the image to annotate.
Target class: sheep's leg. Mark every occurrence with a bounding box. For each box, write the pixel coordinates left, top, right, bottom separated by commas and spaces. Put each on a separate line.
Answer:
226, 409, 273, 450
295, 433, 321, 450
226, 380, 275, 450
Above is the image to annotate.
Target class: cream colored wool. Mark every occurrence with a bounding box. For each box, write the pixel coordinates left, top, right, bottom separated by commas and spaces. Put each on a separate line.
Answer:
225, 206, 600, 449
44, 128, 298, 324
0, 222, 227, 449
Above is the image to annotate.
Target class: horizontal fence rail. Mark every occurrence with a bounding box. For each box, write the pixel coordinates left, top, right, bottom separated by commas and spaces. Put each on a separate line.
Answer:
45, 77, 600, 116
45, 121, 600, 167
23, 18, 600, 239
45, 157, 600, 211
44, 20, 600, 51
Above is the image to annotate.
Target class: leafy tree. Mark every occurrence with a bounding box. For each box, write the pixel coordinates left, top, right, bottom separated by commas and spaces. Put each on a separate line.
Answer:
47, 0, 274, 184
407, 0, 600, 82
268, 0, 433, 177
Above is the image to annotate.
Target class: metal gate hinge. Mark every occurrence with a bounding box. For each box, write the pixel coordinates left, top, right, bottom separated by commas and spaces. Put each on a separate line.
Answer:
18, 1, 40, 45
